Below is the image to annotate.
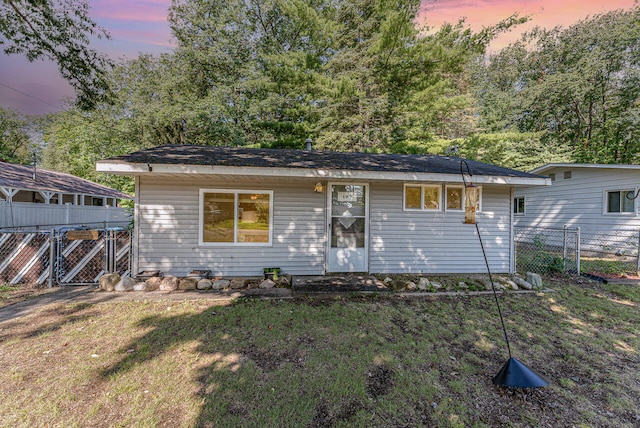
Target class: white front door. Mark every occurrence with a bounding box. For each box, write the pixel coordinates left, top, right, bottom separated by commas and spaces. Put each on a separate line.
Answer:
327, 184, 368, 272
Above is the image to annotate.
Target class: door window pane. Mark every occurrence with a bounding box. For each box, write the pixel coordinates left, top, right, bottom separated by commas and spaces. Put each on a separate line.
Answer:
331, 218, 365, 248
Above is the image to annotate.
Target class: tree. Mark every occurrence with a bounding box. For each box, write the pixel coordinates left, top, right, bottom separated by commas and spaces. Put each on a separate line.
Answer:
167, 0, 525, 151
474, 6, 640, 164
0, 0, 113, 110
40, 0, 527, 179
0, 107, 32, 163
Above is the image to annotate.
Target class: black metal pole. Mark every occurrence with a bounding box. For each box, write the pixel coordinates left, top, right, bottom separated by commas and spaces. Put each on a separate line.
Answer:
474, 222, 512, 359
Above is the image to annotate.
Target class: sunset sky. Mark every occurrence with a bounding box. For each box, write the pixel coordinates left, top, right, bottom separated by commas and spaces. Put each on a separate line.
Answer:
0, 0, 636, 115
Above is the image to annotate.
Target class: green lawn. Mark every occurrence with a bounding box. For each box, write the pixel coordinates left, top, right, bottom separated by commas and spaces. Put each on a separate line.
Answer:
0, 278, 638, 427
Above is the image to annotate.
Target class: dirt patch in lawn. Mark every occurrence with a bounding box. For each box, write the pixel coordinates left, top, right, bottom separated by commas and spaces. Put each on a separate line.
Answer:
0, 283, 53, 309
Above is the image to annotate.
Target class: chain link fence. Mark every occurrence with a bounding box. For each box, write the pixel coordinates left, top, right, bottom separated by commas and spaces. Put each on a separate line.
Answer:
0, 226, 131, 286
515, 226, 640, 277
514, 227, 579, 275
579, 228, 640, 277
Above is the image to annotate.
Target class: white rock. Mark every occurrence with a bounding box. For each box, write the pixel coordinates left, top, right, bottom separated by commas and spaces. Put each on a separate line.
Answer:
99, 273, 120, 292
406, 281, 417, 291
197, 279, 213, 290
513, 276, 533, 290
159, 276, 179, 291
211, 279, 230, 290
133, 282, 148, 291
259, 279, 275, 289
526, 272, 543, 288
430, 281, 443, 289
417, 278, 430, 290
383, 277, 393, 284
115, 276, 136, 292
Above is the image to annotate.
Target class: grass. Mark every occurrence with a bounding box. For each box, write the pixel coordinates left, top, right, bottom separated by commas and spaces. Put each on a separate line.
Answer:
0, 278, 639, 427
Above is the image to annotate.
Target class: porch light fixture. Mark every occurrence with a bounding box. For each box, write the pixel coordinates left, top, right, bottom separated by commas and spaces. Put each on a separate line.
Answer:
313, 182, 324, 193
460, 159, 549, 389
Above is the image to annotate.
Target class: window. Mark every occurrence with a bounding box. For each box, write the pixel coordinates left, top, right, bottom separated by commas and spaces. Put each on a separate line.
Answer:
404, 185, 441, 211
445, 186, 464, 211
548, 173, 556, 181
605, 190, 635, 214
514, 196, 525, 215
563, 171, 572, 179
200, 189, 272, 245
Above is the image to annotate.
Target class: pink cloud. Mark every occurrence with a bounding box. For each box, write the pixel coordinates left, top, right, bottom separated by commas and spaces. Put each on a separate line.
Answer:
418, 0, 636, 29
417, 0, 636, 50
91, 0, 171, 23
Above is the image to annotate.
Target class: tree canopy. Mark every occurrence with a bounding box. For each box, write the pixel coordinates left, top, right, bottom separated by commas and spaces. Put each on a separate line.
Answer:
0, 0, 113, 110
472, 6, 640, 164
35, 2, 640, 193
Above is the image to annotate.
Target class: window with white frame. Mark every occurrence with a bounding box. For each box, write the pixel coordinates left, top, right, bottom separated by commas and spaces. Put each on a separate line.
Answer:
200, 189, 273, 244
514, 196, 525, 215
404, 184, 441, 211
445, 185, 464, 211
605, 190, 635, 214
445, 185, 483, 212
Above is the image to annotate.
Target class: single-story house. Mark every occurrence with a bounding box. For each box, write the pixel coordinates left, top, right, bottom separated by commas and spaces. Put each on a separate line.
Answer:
0, 160, 131, 229
96, 145, 548, 277
513, 163, 640, 230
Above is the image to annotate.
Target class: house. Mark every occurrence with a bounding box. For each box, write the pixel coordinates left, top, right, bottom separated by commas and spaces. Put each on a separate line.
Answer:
513, 163, 640, 230
96, 145, 548, 277
0, 160, 131, 229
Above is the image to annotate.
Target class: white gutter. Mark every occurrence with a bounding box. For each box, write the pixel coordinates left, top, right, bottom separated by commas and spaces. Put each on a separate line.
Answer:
96, 161, 550, 186
531, 163, 640, 174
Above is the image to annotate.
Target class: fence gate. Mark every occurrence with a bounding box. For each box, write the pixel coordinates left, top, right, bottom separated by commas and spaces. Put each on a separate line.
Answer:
0, 228, 131, 286
55, 229, 131, 285
0, 231, 52, 285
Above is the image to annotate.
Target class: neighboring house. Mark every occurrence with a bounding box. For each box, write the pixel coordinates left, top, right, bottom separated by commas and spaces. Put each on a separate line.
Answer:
0, 160, 132, 229
513, 163, 640, 230
96, 145, 548, 277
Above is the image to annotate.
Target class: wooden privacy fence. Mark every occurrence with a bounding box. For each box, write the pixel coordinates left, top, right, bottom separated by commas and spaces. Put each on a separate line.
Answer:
0, 228, 131, 286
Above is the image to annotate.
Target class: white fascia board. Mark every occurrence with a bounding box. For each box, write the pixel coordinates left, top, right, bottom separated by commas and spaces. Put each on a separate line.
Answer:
96, 161, 549, 186
531, 163, 640, 174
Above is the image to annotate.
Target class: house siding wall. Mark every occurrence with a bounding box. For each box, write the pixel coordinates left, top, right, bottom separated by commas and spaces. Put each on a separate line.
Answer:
136, 176, 326, 277
513, 167, 640, 230
369, 182, 512, 274
136, 176, 514, 276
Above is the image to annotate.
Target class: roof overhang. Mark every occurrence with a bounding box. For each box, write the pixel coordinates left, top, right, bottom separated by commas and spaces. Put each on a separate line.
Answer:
531, 163, 640, 175
97, 161, 550, 186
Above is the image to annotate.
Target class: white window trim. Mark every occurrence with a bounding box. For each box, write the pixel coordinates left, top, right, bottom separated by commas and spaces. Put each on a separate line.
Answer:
403, 184, 442, 212
199, 188, 274, 246
514, 196, 525, 216
603, 189, 637, 216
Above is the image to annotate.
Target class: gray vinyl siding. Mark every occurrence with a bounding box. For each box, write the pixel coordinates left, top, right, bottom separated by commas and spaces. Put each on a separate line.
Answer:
136, 176, 514, 276
514, 167, 640, 230
369, 183, 512, 274
136, 176, 326, 277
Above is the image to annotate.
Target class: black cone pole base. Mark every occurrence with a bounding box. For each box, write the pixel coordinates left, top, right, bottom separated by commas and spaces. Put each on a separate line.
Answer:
492, 357, 550, 388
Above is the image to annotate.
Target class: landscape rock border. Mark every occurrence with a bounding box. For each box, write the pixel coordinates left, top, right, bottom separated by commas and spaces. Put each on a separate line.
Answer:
98, 272, 544, 294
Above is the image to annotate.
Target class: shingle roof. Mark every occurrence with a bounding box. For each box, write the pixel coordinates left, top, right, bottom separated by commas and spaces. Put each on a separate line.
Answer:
0, 160, 131, 199
103, 144, 541, 179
